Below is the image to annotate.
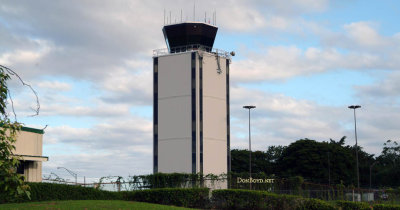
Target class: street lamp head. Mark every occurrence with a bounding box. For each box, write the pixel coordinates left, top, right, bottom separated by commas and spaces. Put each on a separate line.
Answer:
243, 105, 256, 109
348, 105, 361, 109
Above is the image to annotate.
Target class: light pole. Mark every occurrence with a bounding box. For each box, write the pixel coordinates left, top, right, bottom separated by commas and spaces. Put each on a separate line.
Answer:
243, 105, 256, 190
370, 161, 378, 190
57, 167, 77, 185
348, 105, 361, 191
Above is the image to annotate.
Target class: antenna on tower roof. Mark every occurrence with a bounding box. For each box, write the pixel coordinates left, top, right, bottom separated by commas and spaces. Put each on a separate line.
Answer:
215, 10, 217, 25
193, 0, 196, 21
164, 9, 165, 25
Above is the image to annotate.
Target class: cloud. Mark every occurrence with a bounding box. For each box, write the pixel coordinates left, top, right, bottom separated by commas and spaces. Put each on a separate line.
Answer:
231, 46, 375, 82
43, 152, 152, 180
100, 66, 152, 105
231, 21, 400, 82
37, 81, 71, 91
42, 116, 153, 178
45, 117, 152, 150
229, 86, 399, 155
344, 22, 386, 48
256, 0, 329, 15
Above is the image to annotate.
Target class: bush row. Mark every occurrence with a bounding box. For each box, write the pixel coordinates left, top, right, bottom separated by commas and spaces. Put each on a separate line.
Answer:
123, 188, 210, 208
23, 183, 208, 208
212, 189, 335, 210
334, 200, 371, 210
373, 204, 400, 210
27, 182, 122, 201
7, 183, 400, 209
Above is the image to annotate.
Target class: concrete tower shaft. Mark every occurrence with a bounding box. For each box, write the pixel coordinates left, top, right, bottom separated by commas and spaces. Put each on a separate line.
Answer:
153, 22, 230, 177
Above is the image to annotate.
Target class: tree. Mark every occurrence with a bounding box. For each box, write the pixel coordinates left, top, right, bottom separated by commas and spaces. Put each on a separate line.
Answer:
231, 146, 286, 175
375, 140, 400, 187
0, 66, 30, 203
276, 137, 374, 186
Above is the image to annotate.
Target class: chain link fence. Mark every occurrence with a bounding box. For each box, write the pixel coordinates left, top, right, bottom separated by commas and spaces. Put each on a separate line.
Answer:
41, 174, 399, 203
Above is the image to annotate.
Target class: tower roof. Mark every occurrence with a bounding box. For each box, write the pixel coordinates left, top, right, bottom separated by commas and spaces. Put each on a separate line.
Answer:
162, 22, 218, 52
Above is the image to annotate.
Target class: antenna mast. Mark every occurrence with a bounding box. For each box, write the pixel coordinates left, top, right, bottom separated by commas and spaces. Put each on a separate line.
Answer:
215, 10, 217, 25
193, 0, 196, 21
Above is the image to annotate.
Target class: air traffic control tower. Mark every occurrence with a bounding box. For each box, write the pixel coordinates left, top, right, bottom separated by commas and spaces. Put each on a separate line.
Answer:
153, 22, 231, 175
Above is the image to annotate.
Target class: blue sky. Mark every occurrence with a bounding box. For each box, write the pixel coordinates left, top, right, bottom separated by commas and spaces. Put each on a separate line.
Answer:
1, 0, 400, 182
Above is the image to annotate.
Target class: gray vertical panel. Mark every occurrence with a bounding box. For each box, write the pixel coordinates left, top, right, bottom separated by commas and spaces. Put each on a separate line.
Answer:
191, 52, 197, 174
199, 56, 203, 174
153, 57, 158, 173
226, 59, 231, 172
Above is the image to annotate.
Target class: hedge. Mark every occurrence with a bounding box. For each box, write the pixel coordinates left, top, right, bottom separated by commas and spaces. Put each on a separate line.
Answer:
0, 183, 208, 208
6, 182, 394, 210
374, 204, 400, 210
125, 188, 210, 208
300, 198, 336, 210
211, 189, 335, 210
21, 183, 209, 208
27, 182, 122, 202
336, 200, 371, 210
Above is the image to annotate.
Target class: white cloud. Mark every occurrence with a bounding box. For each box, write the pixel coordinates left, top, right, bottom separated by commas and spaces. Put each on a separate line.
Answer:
37, 81, 71, 91
230, 86, 399, 155
344, 22, 386, 48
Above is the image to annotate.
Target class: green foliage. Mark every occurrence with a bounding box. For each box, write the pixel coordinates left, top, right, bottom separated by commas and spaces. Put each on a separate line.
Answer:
0, 67, 10, 116
26, 182, 122, 202
376, 140, 400, 187
17, 183, 209, 208
276, 138, 366, 186
288, 176, 304, 195
336, 200, 371, 210
336, 181, 346, 200
299, 198, 336, 210
231, 146, 286, 175
125, 188, 210, 208
231, 136, 384, 187
0, 67, 30, 203
123, 172, 225, 190
143, 173, 201, 188
374, 204, 400, 210
211, 189, 335, 210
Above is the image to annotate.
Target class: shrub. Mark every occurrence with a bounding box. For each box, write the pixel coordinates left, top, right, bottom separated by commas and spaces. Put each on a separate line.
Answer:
26, 182, 122, 202
212, 189, 267, 209
374, 204, 400, 210
211, 189, 334, 210
298, 198, 336, 210
336, 200, 370, 210
127, 188, 209, 208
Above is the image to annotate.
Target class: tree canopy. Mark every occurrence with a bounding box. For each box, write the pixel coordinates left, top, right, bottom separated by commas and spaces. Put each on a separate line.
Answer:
231, 137, 398, 188
0, 66, 30, 203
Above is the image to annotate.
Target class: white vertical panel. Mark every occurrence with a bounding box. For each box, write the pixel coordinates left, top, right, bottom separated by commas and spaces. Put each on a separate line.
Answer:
158, 52, 193, 173
202, 53, 227, 175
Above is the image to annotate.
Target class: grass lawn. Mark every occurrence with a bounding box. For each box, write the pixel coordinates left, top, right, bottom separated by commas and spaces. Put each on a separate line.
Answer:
0, 200, 197, 210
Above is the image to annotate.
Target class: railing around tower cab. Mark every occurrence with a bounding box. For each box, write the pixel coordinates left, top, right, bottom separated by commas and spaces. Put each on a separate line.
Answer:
153, 44, 231, 59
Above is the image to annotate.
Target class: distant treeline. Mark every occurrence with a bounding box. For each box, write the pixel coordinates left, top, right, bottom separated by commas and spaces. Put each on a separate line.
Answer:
231, 137, 400, 188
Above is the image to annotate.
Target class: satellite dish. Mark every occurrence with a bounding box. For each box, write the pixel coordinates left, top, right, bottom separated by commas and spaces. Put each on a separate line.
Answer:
230, 51, 235, 56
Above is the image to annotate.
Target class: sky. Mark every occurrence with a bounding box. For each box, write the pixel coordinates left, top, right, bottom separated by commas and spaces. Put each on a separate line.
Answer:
1, 0, 400, 182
